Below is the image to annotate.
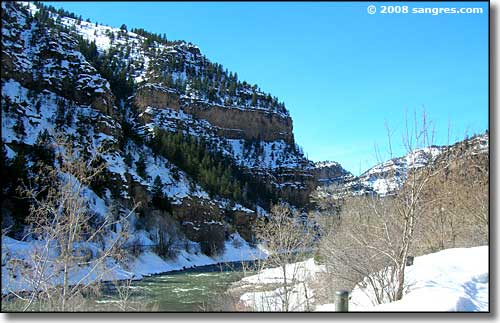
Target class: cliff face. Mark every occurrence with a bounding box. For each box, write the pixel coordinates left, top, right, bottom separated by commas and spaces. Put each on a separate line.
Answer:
133, 83, 312, 205
182, 102, 294, 143
313, 161, 352, 186
134, 85, 181, 112
1, 2, 314, 256
134, 85, 294, 143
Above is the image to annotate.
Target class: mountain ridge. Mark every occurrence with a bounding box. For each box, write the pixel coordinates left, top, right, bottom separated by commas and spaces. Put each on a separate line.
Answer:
1, 1, 313, 255
314, 132, 489, 198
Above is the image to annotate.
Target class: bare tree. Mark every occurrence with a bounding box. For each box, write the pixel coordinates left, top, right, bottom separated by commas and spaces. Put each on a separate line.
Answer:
416, 135, 489, 252
318, 195, 405, 305
250, 203, 316, 311
4, 136, 137, 311
317, 111, 456, 306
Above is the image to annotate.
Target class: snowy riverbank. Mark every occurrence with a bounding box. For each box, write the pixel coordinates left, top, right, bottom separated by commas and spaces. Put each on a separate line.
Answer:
230, 246, 488, 312
1, 233, 268, 295
3, 234, 489, 313
316, 246, 489, 312
230, 258, 325, 311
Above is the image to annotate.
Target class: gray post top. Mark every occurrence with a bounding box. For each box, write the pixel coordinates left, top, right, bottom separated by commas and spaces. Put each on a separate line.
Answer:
335, 290, 349, 297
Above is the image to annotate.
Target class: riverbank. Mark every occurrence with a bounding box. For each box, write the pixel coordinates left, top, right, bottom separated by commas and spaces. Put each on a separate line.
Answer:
2, 233, 268, 295
227, 246, 489, 312
229, 258, 326, 311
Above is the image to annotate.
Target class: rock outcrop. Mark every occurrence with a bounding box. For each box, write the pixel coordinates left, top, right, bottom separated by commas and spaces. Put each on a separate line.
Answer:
134, 84, 294, 143
313, 161, 352, 186
1, 1, 314, 258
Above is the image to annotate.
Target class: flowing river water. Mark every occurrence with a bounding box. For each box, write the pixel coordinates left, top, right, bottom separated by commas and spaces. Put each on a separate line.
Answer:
3, 256, 314, 312
1, 261, 256, 312
93, 261, 257, 312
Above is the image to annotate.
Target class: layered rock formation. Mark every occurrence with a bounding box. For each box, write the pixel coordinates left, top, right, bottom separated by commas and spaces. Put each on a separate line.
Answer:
1, 2, 314, 256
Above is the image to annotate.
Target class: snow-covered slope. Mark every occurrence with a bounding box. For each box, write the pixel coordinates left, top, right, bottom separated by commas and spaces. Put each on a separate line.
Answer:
4, 1, 313, 200
45, 0, 312, 200
315, 246, 489, 312
356, 146, 444, 195
0, 1, 220, 220
316, 133, 489, 197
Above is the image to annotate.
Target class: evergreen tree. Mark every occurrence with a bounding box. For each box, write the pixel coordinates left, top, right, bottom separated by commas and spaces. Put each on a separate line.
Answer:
152, 175, 163, 196
171, 167, 180, 181
5, 150, 30, 229
13, 116, 26, 139
151, 129, 279, 208
151, 175, 172, 213
35, 100, 42, 114
251, 92, 258, 107
31, 130, 54, 168
124, 152, 133, 168
55, 99, 66, 127
135, 153, 147, 179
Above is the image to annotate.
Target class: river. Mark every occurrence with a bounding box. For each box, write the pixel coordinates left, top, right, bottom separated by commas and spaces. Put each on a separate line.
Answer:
93, 261, 258, 312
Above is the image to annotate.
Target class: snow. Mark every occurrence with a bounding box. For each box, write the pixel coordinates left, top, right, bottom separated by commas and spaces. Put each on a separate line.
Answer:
2, 79, 59, 145
120, 141, 212, 203
141, 106, 218, 141
217, 199, 255, 214
226, 139, 306, 170
314, 160, 342, 168
139, 105, 310, 190
2, 233, 269, 295
4, 144, 16, 159
3, 1, 310, 206
232, 204, 255, 213
255, 205, 269, 217
83, 185, 108, 218
369, 177, 401, 196
240, 258, 322, 285
234, 258, 325, 311
2, 236, 131, 294
129, 234, 268, 278
16, 1, 291, 118
315, 246, 489, 312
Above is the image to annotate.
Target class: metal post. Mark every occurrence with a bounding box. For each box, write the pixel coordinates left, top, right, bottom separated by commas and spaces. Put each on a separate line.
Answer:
406, 255, 414, 266
335, 290, 349, 312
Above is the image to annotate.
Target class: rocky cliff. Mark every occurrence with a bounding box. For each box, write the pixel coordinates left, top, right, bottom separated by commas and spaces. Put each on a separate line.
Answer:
134, 84, 295, 143
313, 161, 352, 186
1, 2, 314, 257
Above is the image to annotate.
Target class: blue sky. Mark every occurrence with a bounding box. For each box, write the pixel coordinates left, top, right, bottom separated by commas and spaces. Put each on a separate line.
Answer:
44, 1, 489, 174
